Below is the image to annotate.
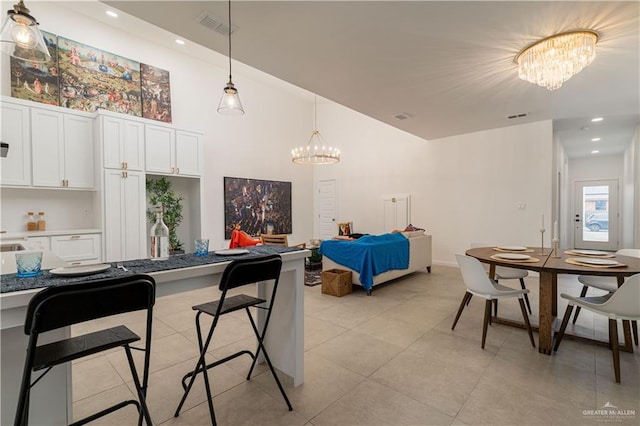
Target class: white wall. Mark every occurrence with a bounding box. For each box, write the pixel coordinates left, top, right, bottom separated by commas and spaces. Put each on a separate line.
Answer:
623, 124, 640, 248
314, 100, 554, 266
0, 1, 316, 248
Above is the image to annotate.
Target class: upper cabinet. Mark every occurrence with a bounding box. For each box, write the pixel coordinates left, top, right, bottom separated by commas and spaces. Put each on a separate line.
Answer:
0, 101, 31, 186
100, 115, 145, 171
31, 108, 95, 189
175, 130, 202, 177
145, 124, 201, 177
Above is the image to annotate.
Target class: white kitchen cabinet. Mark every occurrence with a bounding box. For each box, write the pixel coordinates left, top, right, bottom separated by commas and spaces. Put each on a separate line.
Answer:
145, 125, 201, 177
50, 233, 102, 265
31, 108, 94, 189
25, 236, 51, 251
175, 130, 202, 177
103, 169, 147, 262
100, 115, 145, 171
0, 101, 31, 186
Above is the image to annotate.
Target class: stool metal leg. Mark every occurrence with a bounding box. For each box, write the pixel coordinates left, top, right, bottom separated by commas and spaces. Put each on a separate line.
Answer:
175, 312, 219, 425
246, 311, 293, 411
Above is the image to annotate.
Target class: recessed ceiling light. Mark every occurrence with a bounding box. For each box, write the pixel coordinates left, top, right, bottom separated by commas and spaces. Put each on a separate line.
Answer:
591, 150, 599, 154
591, 117, 604, 122
175, 39, 185, 45
106, 10, 118, 18
591, 137, 600, 142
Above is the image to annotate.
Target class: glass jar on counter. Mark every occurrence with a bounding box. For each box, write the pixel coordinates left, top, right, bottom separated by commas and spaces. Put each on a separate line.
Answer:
26, 212, 36, 231
37, 211, 46, 231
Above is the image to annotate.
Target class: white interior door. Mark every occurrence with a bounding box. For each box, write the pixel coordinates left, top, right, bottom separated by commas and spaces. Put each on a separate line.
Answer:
318, 179, 337, 240
383, 194, 411, 232
574, 179, 619, 251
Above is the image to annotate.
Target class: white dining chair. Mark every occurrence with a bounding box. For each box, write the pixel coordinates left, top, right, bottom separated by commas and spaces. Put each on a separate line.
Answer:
572, 249, 640, 346
452, 254, 535, 349
470, 242, 532, 314
554, 273, 640, 383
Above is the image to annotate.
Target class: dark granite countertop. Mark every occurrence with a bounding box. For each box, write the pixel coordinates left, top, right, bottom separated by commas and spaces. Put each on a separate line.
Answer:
1, 246, 302, 294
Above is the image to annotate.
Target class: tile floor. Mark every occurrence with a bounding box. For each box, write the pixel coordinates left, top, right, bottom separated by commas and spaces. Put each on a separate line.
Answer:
71, 265, 639, 425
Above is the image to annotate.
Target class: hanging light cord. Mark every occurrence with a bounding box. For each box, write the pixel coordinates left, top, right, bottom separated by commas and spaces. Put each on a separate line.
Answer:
227, 0, 232, 82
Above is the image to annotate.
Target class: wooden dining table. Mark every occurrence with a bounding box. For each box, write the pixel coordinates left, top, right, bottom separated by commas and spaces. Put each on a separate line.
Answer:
465, 246, 640, 355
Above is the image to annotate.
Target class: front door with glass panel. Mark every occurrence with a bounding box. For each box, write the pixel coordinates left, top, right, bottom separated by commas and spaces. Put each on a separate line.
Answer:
573, 179, 618, 251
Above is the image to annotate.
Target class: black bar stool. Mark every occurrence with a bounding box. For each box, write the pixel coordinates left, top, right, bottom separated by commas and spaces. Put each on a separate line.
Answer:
14, 274, 156, 426
174, 254, 292, 425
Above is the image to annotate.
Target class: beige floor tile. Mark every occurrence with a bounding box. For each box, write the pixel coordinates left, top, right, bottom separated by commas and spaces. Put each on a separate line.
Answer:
482, 354, 597, 408
457, 379, 586, 425
308, 329, 404, 377
310, 378, 453, 425
72, 384, 139, 425
128, 356, 246, 425
407, 328, 498, 370
252, 352, 366, 421
72, 355, 125, 401
352, 315, 427, 348
161, 381, 308, 426
106, 332, 200, 379
371, 349, 483, 418
304, 315, 348, 351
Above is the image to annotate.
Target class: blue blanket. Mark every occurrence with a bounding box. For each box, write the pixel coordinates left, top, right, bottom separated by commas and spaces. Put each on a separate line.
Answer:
319, 233, 409, 292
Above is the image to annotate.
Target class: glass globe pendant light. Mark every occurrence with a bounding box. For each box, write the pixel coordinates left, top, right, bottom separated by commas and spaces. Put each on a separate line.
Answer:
217, 0, 244, 115
0, 0, 50, 63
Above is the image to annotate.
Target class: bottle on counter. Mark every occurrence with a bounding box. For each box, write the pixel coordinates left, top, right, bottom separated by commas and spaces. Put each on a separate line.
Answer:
26, 212, 36, 231
37, 211, 46, 231
150, 207, 170, 260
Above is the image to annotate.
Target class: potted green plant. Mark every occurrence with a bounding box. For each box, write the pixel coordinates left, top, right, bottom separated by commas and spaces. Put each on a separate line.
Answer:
146, 176, 184, 253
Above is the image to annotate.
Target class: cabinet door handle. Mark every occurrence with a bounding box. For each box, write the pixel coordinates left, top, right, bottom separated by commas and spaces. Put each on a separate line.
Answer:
125, 162, 128, 169
70, 235, 81, 239
121, 162, 125, 169
70, 261, 81, 265
124, 171, 128, 178
176, 167, 180, 174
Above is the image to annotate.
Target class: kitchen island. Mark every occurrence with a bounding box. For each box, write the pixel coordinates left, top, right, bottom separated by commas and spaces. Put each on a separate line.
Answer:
1, 246, 307, 425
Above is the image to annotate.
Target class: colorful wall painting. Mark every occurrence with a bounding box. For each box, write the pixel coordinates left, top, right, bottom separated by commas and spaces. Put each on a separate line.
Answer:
224, 177, 293, 239
57, 36, 142, 116
141, 63, 172, 123
9, 30, 60, 106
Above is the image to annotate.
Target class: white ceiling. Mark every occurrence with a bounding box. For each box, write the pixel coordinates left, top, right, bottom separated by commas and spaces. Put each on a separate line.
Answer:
96, 1, 639, 158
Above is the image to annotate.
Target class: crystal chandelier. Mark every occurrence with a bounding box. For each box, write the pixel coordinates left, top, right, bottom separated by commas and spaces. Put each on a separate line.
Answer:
516, 30, 598, 91
291, 96, 340, 165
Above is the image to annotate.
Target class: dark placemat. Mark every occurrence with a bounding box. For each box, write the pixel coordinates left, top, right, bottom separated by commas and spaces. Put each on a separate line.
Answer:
1, 245, 302, 294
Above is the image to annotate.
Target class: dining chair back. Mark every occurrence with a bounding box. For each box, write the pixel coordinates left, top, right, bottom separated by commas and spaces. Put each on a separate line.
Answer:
555, 273, 640, 383
261, 234, 306, 248
453, 254, 535, 349
469, 242, 532, 314
15, 274, 156, 426
573, 248, 640, 335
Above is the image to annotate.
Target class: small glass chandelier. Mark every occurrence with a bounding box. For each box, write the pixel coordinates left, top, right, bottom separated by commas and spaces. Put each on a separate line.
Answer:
217, 0, 244, 115
0, 0, 50, 63
292, 96, 340, 165
516, 30, 598, 91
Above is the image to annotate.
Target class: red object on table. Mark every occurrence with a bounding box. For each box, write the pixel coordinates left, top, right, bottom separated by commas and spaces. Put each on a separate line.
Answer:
229, 229, 261, 248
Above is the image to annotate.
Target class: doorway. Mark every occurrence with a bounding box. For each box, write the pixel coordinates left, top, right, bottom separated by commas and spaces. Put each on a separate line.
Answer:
573, 179, 619, 251
317, 179, 337, 241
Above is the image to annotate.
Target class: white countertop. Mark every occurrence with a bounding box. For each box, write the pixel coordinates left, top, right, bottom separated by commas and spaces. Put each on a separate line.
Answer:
0, 229, 102, 240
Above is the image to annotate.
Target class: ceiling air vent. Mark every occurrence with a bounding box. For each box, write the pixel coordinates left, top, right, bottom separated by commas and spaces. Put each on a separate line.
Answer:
507, 112, 528, 120
196, 11, 238, 36
393, 112, 413, 120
